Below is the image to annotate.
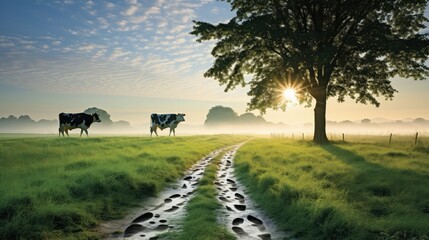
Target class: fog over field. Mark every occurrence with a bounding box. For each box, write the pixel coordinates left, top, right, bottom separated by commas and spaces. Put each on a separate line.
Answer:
1, 106, 428, 136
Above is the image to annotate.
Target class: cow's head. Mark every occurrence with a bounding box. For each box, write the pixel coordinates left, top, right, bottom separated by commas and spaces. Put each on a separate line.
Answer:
92, 113, 101, 122
177, 113, 186, 122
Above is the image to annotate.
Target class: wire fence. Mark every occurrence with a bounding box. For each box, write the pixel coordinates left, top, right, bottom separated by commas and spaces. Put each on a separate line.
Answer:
270, 131, 429, 146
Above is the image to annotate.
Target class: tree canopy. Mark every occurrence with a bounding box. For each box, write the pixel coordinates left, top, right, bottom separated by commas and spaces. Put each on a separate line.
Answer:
84, 107, 113, 125
191, 0, 429, 143
204, 105, 267, 125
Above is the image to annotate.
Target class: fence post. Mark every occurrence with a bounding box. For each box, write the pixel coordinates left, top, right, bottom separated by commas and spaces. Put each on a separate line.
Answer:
415, 132, 419, 145
342, 133, 345, 142
389, 133, 392, 145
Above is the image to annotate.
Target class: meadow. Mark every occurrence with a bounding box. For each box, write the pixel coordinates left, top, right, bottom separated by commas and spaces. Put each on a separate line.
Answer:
0, 135, 249, 239
234, 137, 429, 240
1, 134, 428, 240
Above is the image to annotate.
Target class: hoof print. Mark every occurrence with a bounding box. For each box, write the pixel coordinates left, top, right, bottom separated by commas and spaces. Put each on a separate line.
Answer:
258, 233, 271, 240
234, 204, 246, 211
169, 194, 181, 198
154, 224, 169, 231
227, 179, 236, 184
235, 193, 244, 200
124, 224, 146, 237
165, 206, 179, 212
132, 212, 153, 223
232, 226, 246, 235
219, 196, 229, 202
247, 215, 263, 225
232, 217, 244, 225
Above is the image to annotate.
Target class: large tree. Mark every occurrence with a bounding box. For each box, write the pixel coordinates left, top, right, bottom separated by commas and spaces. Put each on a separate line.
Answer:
191, 0, 429, 143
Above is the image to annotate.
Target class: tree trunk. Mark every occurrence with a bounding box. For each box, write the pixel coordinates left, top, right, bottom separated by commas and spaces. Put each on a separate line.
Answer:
310, 86, 329, 144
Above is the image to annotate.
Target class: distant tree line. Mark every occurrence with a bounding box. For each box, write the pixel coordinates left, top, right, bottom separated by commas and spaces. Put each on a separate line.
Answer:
204, 106, 275, 126
0, 107, 131, 132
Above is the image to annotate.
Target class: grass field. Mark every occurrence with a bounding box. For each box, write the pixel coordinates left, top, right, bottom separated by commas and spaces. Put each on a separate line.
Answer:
0, 135, 249, 239
234, 137, 429, 240
1, 134, 428, 239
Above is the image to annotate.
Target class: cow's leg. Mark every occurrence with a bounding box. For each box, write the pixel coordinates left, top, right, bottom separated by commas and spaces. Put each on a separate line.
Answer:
80, 129, 83, 137
65, 129, 70, 136
150, 126, 157, 137
169, 128, 172, 136
153, 127, 158, 137
59, 125, 65, 137
84, 129, 89, 137
172, 128, 176, 136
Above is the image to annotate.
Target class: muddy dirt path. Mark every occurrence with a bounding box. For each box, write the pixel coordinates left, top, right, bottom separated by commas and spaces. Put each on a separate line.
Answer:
216, 146, 289, 240
121, 148, 224, 239
101, 144, 288, 239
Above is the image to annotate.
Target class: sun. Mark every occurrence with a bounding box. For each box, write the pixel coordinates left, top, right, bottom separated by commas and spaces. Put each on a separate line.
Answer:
283, 88, 298, 104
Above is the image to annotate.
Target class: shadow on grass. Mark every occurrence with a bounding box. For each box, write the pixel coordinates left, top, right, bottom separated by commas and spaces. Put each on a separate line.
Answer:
320, 143, 426, 177
320, 143, 429, 202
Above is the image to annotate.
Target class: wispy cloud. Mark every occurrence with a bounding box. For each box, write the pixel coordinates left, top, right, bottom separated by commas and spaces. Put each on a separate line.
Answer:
123, 5, 139, 16
109, 48, 131, 60
0, 0, 242, 101
106, 2, 115, 9
78, 44, 102, 52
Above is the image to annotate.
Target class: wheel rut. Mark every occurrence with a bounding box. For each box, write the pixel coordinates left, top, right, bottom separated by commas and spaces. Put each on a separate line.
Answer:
122, 149, 223, 239
109, 144, 288, 239
216, 145, 288, 240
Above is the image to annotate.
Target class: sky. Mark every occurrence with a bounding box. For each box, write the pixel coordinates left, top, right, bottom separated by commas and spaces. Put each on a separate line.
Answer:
0, 0, 428, 126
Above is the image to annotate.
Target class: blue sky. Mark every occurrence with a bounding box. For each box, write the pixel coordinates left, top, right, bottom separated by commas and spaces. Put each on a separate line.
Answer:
0, 0, 429, 126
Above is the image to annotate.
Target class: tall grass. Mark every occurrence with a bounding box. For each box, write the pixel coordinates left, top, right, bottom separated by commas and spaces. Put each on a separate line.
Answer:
0, 135, 249, 239
234, 138, 429, 240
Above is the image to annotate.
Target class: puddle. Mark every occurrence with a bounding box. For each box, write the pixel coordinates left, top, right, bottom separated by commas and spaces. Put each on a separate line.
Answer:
104, 149, 223, 240
216, 146, 293, 240
101, 144, 294, 240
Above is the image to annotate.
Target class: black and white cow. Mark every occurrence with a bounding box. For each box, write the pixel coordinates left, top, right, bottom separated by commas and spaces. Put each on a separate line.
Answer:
150, 113, 186, 137
58, 112, 101, 137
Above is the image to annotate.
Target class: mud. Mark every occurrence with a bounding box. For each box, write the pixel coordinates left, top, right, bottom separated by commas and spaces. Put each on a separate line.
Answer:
101, 149, 223, 240
123, 149, 224, 239
101, 145, 293, 240
216, 146, 292, 240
